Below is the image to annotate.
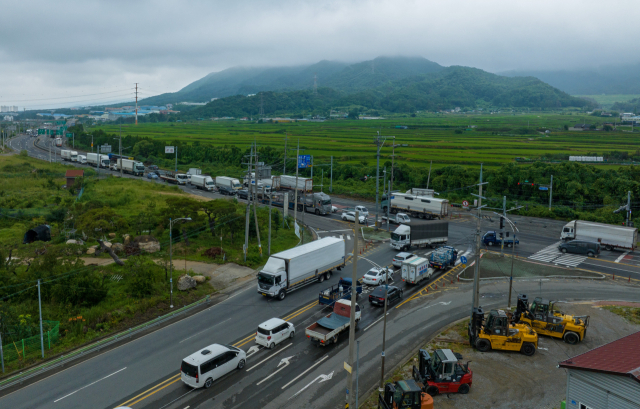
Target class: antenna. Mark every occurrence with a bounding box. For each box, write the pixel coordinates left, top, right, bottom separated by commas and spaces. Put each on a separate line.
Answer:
313, 73, 317, 95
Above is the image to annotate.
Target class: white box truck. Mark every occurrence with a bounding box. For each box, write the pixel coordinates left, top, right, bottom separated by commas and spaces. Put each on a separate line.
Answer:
561, 220, 638, 250
215, 176, 242, 191
391, 220, 449, 251
191, 175, 215, 191
386, 193, 449, 219
86, 153, 110, 168
60, 150, 78, 162
116, 159, 145, 176
279, 175, 312, 192
257, 237, 346, 300
401, 257, 432, 285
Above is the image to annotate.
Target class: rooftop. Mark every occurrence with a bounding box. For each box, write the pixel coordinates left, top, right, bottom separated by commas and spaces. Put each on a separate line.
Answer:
558, 330, 640, 383
65, 170, 84, 178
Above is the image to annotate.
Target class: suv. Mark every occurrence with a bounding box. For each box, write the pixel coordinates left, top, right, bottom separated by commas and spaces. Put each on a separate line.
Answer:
558, 240, 600, 257
181, 344, 246, 389
392, 252, 416, 268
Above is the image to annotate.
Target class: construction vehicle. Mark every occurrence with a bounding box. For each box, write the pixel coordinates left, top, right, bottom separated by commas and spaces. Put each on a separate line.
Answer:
468, 307, 538, 356
378, 380, 434, 409
513, 294, 589, 344
412, 349, 472, 396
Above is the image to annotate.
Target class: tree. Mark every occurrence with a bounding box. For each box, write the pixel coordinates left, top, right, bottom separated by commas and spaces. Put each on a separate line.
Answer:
76, 208, 128, 237
348, 109, 359, 120
164, 197, 205, 245
201, 200, 236, 237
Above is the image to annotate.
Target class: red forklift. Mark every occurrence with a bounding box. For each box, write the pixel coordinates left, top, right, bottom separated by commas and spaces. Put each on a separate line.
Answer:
412, 349, 472, 396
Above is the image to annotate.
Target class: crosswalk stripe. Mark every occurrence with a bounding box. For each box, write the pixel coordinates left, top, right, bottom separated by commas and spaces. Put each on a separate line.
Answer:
340, 235, 344, 240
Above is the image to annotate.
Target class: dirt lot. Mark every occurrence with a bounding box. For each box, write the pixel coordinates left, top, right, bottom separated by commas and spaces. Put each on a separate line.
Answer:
360, 301, 640, 409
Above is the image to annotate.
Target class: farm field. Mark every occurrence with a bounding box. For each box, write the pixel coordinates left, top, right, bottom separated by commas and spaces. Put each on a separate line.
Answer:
94, 113, 640, 168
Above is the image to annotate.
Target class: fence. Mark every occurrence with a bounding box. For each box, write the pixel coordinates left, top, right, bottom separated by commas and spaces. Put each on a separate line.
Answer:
1, 321, 60, 365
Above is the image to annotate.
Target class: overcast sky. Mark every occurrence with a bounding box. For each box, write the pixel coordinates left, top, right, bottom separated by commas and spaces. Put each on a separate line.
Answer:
1, 0, 638, 109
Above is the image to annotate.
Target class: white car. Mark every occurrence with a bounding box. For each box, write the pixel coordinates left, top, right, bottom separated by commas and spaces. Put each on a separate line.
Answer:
332, 205, 338, 213
342, 211, 367, 224
355, 206, 369, 217
181, 344, 246, 389
255, 318, 295, 349
362, 267, 393, 286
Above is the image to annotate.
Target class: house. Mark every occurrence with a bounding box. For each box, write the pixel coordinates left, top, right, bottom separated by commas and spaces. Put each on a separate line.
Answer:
65, 169, 84, 188
558, 330, 640, 409
568, 124, 593, 131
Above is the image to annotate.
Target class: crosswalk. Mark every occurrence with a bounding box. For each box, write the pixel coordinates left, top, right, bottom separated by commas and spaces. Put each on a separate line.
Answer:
528, 241, 586, 267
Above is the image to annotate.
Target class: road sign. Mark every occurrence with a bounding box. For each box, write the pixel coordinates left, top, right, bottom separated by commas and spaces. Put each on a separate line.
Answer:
100, 144, 111, 153
165, 146, 175, 154
298, 155, 311, 168
539, 186, 549, 191
462, 200, 469, 208
460, 256, 467, 264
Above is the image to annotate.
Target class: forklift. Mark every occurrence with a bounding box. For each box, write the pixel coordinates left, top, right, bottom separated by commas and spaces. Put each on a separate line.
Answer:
513, 294, 589, 344
378, 380, 434, 409
412, 349, 473, 396
468, 306, 538, 356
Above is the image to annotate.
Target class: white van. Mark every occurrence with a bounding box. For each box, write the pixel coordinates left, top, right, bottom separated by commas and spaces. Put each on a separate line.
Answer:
180, 344, 246, 389
355, 205, 369, 217
255, 318, 295, 349
78, 155, 87, 164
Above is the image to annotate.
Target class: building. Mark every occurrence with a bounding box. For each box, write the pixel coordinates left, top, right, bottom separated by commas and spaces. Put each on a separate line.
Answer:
559, 331, 640, 409
3, 115, 14, 121
65, 170, 84, 188
0, 106, 18, 112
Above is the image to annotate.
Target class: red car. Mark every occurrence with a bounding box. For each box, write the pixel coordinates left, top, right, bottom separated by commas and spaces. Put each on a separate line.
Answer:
413, 349, 472, 395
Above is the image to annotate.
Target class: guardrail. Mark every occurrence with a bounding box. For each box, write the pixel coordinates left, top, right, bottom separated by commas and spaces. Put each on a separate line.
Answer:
0, 295, 210, 391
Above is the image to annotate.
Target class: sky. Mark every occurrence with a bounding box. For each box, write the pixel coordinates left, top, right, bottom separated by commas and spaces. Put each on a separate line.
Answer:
1, 0, 639, 109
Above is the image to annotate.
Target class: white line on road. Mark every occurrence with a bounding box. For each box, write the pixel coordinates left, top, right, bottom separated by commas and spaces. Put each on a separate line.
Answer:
246, 343, 292, 372
256, 355, 294, 385
281, 355, 329, 390
364, 312, 390, 332
179, 317, 232, 343
615, 251, 630, 263
289, 370, 334, 399
53, 367, 126, 402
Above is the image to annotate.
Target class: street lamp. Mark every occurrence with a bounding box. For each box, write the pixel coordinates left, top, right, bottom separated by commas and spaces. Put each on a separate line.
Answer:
169, 217, 192, 308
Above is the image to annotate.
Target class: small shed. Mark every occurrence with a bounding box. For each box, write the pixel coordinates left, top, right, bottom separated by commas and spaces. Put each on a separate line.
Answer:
559, 330, 640, 409
65, 169, 84, 188
23, 224, 51, 244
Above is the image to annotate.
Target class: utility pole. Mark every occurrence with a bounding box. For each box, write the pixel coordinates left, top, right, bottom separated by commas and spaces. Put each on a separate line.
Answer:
38, 280, 44, 359
294, 140, 299, 240
387, 180, 391, 232
627, 191, 631, 226
380, 265, 391, 393
135, 83, 138, 125
119, 125, 123, 178
175, 146, 178, 174
1, 329, 4, 373
283, 136, 287, 174
391, 136, 396, 194
244, 145, 253, 262
472, 164, 484, 312
268, 186, 272, 256
426, 161, 432, 189
501, 196, 506, 257
346, 211, 359, 409
374, 133, 388, 230
330, 156, 333, 193
252, 143, 262, 257
549, 175, 553, 210
310, 155, 313, 180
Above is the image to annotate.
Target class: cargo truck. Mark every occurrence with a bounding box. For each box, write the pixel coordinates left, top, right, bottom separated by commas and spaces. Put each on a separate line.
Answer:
190, 175, 215, 191
55, 137, 63, 147
382, 213, 411, 225
429, 246, 458, 270
483, 231, 519, 247
160, 172, 188, 185
78, 155, 87, 164
86, 153, 110, 168
561, 220, 638, 250
390, 220, 449, 251
60, 150, 78, 162
116, 159, 145, 176
305, 299, 361, 346
401, 257, 432, 285
384, 192, 449, 219
279, 175, 313, 192
215, 176, 242, 192
257, 237, 345, 300
318, 277, 363, 306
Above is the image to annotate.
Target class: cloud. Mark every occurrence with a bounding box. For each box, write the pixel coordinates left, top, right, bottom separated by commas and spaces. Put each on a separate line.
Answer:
1, 0, 639, 107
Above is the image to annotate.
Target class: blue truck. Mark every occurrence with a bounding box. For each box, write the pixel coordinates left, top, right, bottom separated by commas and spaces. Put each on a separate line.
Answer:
318, 277, 363, 306
483, 231, 519, 247
429, 246, 458, 270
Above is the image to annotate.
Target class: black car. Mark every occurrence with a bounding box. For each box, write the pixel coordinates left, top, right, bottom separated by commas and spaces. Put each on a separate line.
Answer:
237, 189, 253, 200
147, 165, 159, 171
218, 186, 236, 196
369, 285, 403, 306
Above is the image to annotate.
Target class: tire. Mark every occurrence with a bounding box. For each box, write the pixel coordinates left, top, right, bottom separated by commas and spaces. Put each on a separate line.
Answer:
331, 335, 338, 344
458, 383, 470, 394
605, 245, 613, 251
398, 291, 403, 300
391, 208, 397, 214
564, 331, 580, 345
269, 342, 276, 349
487, 241, 493, 246
315, 209, 320, 215
426, 385, 439, 397
475, 338, 491, 352
204, 378, 213, 388
342, 216, 347, 221
325, 271, 332, 280
278, 290, 286, 301
289, 331, 295, 339
237, 359, 246, 369
521, 342, 536, 356
587, 251, 595, 257
318, 274, 325, 283
561, 248, 567, 254
507, 243, 513, 248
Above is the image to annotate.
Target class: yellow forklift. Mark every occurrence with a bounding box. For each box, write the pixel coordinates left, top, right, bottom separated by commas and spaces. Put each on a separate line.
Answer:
468, 307, 538, 356
513, 294, 589, 344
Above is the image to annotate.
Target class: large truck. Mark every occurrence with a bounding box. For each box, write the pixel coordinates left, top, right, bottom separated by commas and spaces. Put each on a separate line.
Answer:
305, 299, 361, 346
279, 175, 313, 192
302, 192, 332, 215
390, 220, 449, 251
560, 220, 638, 250
384, 192, 448, 220
215, 176, 242, 191
116, 159, 145, 176
60, 150, 78, 162
257, 237, 345, 300
401, 257, 432, 285
429, 246, 458, 270
190, 174, 215, 191
86, 153, 110, 168
160, 172, 188, 185
55, 137, 63, 147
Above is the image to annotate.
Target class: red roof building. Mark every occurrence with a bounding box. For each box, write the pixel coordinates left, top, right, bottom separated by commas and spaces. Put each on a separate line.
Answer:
65, 169, 84, 188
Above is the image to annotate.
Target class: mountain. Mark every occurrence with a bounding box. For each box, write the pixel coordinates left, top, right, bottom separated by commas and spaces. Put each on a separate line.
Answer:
138, 56, 444, 106
500, 63, 640, 95
611, 98, 640, 113
184, 65, 592, 118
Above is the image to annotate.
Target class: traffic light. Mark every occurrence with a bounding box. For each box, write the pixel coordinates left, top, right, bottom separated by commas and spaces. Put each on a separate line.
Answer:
500, 216, 504, 230
531, 183, 534, 186
517, 182, 520, 185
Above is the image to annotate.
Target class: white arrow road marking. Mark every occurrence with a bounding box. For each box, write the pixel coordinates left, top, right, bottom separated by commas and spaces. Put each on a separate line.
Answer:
256, 355, 294, 386
538, 347, 548, 351
289, 370, 334, 399
246, 345, 262, 358
417, 301, 451, 313
246, 343, 292, 372
281, 355, 329, 390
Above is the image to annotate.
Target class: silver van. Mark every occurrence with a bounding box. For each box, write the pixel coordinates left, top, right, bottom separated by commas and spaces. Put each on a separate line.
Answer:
181, 344, 246, 389
558, 240, 600, 257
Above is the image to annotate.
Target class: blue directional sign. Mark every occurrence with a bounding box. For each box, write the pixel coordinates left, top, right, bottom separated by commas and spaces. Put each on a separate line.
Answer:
460, 256, 468, 264
539, 186, 549, 191
298, 155, 311, 169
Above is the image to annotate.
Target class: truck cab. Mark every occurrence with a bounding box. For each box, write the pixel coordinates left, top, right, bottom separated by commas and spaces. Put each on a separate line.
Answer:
378, 380, 433, 409
257, 258, 287, 300
561, 222, 575, 241
390, 224, 411, 251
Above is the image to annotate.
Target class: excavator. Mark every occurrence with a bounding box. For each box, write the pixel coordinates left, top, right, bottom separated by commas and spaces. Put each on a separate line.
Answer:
468, 306, 538, 356
513, 294, 589, 344
412, 349, 473, 396
378, 380, 434, 409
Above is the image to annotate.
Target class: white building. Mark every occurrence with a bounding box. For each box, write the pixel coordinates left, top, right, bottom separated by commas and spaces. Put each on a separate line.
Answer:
1, 106, 19, 112
3, 115, 14, 121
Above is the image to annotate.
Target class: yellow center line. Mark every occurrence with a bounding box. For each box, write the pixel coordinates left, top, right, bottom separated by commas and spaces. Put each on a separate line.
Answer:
129, 377, 182, 407
283, 301, 319, 321
117, 373, 180, 408
283, 301, 318, 320
232, 333, 256, 347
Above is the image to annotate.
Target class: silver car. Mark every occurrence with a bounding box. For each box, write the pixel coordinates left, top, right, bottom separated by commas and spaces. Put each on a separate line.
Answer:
392, 252, 416, 268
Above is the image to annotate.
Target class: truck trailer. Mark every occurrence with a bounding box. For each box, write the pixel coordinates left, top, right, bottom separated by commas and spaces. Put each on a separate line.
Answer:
116, 159, 145, 176
60, 150, 78, 162
385, 193, 449, 219
561, 220, 637, 250
390, 220, 449, 251
86, 153, 110, 168
190, 174, 215, 191
279, 175, 313, 192
257, 237, 345, 300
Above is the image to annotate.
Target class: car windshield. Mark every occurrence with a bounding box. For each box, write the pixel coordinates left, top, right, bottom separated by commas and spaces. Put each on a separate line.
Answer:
206, 181, 215, 185
257, 273, 275, 285
177, 175, 187, 180
391, 233, 401, 241
181, 361, 198, 377
233, 182, 241, 188
322, 199, 331, 205
360, 207, 368, 212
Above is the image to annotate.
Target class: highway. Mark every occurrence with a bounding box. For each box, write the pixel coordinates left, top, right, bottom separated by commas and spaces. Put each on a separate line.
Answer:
2, 133, 640, 409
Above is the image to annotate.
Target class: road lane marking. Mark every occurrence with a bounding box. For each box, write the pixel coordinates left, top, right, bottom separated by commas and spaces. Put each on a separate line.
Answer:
283, 301, 319, 321
256, 355, 294, 386
246, 343, 292, 372
283, 301, 319, 322
54, 367, 126, 402
281, 355, 329, 390
615, 251, 630, 263
289, 370, 334, 399
117, 373, 180, 407
364, 312, 389, 332
128, 377, 182, 407
233, 333, 257, 347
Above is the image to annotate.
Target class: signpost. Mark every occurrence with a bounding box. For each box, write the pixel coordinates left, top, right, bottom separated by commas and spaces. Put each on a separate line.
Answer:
461, 256, 467, 264
164, 146, 175, 154
298, 155, 311, 169
100, 144, 111, 153
462, 200, 469, 209
539, 186, 548, 191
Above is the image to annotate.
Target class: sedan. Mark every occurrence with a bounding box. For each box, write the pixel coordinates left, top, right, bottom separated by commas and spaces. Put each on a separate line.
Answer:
342, 211, 367, 224
146, 173, 159, 179
369, 285, 403, 307
392, 252, 416, 268
362, 267, 393, 286
237, 189, 253, 200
